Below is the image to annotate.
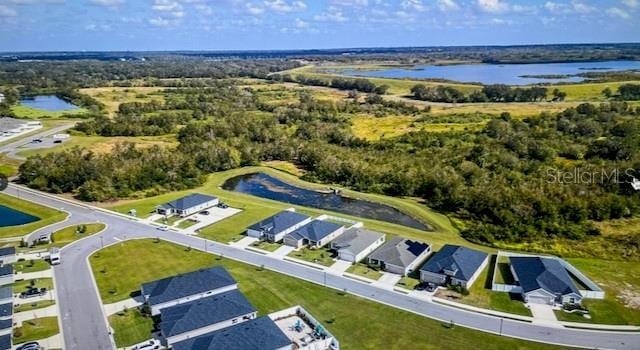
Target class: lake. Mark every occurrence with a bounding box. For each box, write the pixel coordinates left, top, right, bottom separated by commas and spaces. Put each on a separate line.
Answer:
222, 173, 432, 231
0, 205, 39, 227
20, 95, 79, 111
338, 60, 640, 85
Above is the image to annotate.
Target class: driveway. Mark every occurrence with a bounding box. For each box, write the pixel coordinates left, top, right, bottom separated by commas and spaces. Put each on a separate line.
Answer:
182, 207, 242, 234
269, 245, 295, 259
529, 303, 561, 327
229, 236, 258, 249
372, 272, 402, 290
326, 260, 352, 275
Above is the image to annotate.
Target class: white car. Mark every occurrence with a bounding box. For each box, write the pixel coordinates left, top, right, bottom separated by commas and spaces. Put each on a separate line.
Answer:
132, 339, 161, 350
157, 225, 169, 231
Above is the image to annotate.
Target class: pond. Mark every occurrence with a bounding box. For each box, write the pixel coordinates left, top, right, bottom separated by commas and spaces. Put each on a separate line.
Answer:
222, 173, 432, 231
338, 60, 640, 85
0, 205, 39, 227
20, 95, 79, 111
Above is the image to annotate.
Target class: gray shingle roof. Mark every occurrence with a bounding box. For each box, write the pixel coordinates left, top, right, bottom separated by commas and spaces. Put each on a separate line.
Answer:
0, 247, 15, 257
141, 267, 236, 306
0, 334, 10, 350
159, 290, 256, 338
159, 193, 217, 211
0, 266, 12, 277
331, 228, 384, 256
247, 211, 310, 235
0, 319, 11, 330
368, 237, 430, 268
0, 287, 11, 301
285, 220, 343, 242
0, 303, 11, 318
420, 245, 487, 282
510, 257, 580, 296
171, 316, 291, 350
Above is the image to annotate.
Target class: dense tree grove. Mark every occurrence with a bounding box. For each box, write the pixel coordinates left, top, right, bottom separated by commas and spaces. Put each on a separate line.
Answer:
18, 78, 640, 255
411, 84, 549, 103
618, 83, 640, 100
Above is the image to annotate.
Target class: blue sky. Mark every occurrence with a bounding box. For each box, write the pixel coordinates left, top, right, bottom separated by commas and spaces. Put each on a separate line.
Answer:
0, 0, 638, 52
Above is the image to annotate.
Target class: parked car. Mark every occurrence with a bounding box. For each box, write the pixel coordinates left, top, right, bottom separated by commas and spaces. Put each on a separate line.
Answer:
17, 342, 41, 350
218, 202, 229, 209
31, 139, 42, 143
53, 139, 63, 144
199, 210, 210, 215
426, 283, 437, 292
20, 287, 47, 299
132, 339, 161, 350
157, 225, 169, 231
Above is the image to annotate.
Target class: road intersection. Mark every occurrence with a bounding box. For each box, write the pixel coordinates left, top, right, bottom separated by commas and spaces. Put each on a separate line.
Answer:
3, 184, 640, 350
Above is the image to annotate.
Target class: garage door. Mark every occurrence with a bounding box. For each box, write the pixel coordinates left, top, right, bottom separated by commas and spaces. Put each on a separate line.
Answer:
527, 295, 553, 305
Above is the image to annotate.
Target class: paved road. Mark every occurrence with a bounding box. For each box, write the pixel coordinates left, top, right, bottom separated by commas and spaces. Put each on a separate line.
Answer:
0, 122, 75, 160
4, 184, 640, 350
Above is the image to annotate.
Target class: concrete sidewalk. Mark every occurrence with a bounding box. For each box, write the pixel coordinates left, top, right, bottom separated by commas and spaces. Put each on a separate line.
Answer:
269, 245, 295, 259
103, 296, 144, 316
229, 236, 258, 249
14, 304, 58, 325
16, 269, 52, 280
372, 272, 402, 290
529, 304, 562, 327
326, 260, 351, 275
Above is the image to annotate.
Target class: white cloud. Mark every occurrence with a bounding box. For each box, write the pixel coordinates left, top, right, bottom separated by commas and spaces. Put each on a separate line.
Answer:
401, 0, 426, 12
294, 17, 309, 28
329, 0, 368, 7
89, 0, 123, 6
313, 6, 347, 22
438, 0, 459, 11
622, 0, 638, 8
477, 0, 509, 13
152, 0, 184, 18
195, 3, 213, 15
85, 23, 112, 31
149, 17, 171, 26
606, 6, 630, 18
0, 4, 17, 16
544, 1, 595, 14
571, 1, 595, 14
263, 0, 306, 13
246, 3, 264, 14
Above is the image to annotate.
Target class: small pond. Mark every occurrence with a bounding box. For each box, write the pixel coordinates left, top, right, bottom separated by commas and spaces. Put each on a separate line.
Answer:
20, 95, 79, 111
0, 205, 39, 227
222, 173, 431, 231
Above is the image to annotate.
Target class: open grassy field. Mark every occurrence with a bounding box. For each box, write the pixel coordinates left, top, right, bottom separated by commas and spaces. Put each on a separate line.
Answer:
79, 86, 165, 115
11, 104, 88, 119
351, 114, 485, 140
14, 259, 50, 273
31, 223, 106, 250
16, 134, 178, 158
91, 239, 565, 350
0, 154, 21, 176
0, 193, 67, 239
13, 317, 59, 344
109, 308, 154, 347
105, 166, 477, 251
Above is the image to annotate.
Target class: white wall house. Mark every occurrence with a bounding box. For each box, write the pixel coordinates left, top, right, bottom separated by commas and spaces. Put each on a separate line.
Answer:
246, 209, 312, 243
156, 193, 219, 218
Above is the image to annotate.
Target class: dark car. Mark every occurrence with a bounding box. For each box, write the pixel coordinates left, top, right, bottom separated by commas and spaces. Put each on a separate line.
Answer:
31, 139, 43, 143
17, 341, 40, 350
199, 210, 210, 215
218, 202, 229, 209
53, 139, 63, 144
19, 288, 47, 299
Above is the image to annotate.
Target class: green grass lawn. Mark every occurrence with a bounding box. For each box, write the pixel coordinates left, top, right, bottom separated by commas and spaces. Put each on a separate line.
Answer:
90, 239, 565, 350
14, 259, 50, 274
176, 218, 198, 229
494, 256, 515, 285
47, 223, 105, 249
154, 215, 182, 226
14, 278, 54, 292
287, 247, 335, 267
106, 166, 480, 253
397, 275, 421, 290
13, 317, 59, 344
456, 257, 531, 317
0, 154, 21, 177
11, 104, 87, 119
346, 263, 383, 280
109, 308, 154, 348
554, 310, 592, 323
0, 193, 67, 239
564, 258, 640, 325
250, 240, 282, 252
14, 300, 56, 313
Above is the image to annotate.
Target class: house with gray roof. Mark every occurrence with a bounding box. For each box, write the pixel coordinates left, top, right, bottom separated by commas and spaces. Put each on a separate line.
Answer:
159, 289, 257, 346
0, 266, 12, 287
367, 237, 431, 276
0, 247, 15, 265
171, 316, 293, 350
283, 220, 345, 249
0, 319, 11, 337
247, 209, 312, 243
420, 245, 488, 289
510, 256, 582, 305
0, 334, 10, 350
141, 266, 238, 315
0, 287, 11, 306
0, 304, 11, 321
330, 228, 385, 263
156, 193, 219, 217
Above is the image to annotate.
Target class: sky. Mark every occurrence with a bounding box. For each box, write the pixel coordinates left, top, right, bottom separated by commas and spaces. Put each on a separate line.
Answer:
0, 0, 638, 52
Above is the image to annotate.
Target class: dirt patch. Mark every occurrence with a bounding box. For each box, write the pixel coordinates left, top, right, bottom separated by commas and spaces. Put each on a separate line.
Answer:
435, 289, 462, 300
617, 288, 640, 310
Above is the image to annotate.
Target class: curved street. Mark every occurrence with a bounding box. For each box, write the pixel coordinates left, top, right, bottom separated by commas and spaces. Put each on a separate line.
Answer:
3, 184, 640, 350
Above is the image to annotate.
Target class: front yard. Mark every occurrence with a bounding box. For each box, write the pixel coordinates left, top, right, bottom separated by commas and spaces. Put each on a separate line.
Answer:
345, 263, 382, 280
90, 239, 566, 350
109, 308, 154, 347
287, 247, 335, 267
13, 316, 59, 344
14, 259, 50, 274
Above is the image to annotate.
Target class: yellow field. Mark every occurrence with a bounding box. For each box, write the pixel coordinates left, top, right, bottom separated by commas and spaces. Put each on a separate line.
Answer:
351, 114, 485, 140
79, 87, 165, 115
